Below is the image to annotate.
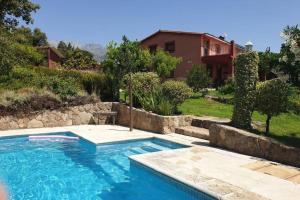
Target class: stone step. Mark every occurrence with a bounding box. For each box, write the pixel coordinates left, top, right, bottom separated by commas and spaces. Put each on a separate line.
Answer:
175, 126, 210, 140
191, 117, 230, 129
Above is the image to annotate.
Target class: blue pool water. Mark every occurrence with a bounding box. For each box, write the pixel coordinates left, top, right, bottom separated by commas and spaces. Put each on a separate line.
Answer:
0, 133, 215, 200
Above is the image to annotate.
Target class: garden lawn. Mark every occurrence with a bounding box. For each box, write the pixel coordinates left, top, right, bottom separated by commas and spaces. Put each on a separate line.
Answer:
179, 97, 300, 148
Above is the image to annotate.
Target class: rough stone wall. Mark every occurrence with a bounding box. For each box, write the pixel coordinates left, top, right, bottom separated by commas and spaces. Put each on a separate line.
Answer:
0, 102, 114, 130
209, 124, 300, 168
116, 103, 192, 134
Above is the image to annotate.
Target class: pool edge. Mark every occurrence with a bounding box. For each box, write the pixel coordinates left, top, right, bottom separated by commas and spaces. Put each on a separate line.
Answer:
129, 156, 222, 200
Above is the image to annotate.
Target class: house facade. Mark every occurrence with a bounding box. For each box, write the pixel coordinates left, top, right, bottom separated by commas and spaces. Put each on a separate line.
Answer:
140, 30, 244, 85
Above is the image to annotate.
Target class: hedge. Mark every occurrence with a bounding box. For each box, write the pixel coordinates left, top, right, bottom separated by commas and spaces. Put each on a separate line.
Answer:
232, 52, 259, 129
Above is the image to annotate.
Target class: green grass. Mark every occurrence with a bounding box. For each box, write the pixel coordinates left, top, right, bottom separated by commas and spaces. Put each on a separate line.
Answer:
179, 97, 300, 148
207, 90, 233, 99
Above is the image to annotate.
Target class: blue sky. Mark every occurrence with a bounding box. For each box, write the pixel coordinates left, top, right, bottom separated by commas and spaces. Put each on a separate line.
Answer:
30, 0, 300, 52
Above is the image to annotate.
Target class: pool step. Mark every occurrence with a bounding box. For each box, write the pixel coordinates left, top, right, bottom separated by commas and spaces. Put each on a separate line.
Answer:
175, 126, 210, 140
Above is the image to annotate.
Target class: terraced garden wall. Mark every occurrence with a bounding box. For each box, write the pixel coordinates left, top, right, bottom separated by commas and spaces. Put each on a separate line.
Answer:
0, 102, 115, 130
116, 103, 192, 134
209, 124, 300, 168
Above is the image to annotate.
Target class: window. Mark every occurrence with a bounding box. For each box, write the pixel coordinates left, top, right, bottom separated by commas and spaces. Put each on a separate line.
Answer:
204, 40, 209, 56
149, 44, 157, 54
165, 41, 175, 53
215, 44, 221, 54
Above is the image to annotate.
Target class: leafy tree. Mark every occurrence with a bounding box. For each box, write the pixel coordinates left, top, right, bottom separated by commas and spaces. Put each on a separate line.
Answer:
57, 41, 68, 54
0, 0, 40, 28
57, 41, 97, 70
11, 27, 48, 46
102, 36, 152, 100
255, 79, 289, 134
232, 52, 259, 129
32, 28, 48, 46
151, 49, 181, 78
12, 26, 33, 45
186, 64, 211, 95
280, 25, 300, 86
258, 50, 280, 80
62, 48, 96, 70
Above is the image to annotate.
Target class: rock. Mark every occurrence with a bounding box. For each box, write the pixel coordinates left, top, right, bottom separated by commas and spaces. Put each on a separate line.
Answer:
72, 112, 93, 125
28, 119, 44, 128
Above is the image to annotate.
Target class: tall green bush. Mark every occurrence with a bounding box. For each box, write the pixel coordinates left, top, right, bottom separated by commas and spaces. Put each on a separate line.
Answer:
255, 79, 289, 134
161, 80, 193, 110
122, 72, 160, 106
186, 64, 211, 95
232, 52, 259, 129
122, 72, 160, 96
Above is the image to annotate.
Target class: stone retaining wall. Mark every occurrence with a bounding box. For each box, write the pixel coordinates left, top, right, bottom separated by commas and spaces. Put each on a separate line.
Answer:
209, 124, 300, 167
116, 103, 192, 134
0, 102, 114, 130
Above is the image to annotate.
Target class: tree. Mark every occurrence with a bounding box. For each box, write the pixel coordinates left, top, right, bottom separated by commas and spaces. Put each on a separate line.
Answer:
32, 28, 48, 46
232, 52, 259, 129
151, 49, 181, 78
57, 42, 97, 70
11, 27, 48, 46
57, 41, 68, 54
12, 26, 33, 45
62, 48, 96, 69
280, 25, 300, 86
186, 64, 211, 95
0, 0, 40, 29
258, 50, 280, 81
102, 36, 152, 100
255, 79, 289, 134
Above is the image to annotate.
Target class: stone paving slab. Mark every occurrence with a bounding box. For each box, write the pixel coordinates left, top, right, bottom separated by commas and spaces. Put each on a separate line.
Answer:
131, 146, 300, 200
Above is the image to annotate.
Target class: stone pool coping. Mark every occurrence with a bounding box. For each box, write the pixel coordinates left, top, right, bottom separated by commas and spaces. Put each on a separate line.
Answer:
0, 125, 300, 200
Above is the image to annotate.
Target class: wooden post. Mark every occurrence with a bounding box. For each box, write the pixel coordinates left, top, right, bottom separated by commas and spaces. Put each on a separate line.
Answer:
129, 71, 133, 131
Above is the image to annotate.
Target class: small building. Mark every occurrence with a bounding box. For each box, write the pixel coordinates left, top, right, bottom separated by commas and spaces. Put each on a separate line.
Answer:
140, 30, 244, 85
37, 46, 64, 68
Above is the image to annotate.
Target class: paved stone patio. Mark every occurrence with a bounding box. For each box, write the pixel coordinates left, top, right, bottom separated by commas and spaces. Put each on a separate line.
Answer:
1, 125, 300, 200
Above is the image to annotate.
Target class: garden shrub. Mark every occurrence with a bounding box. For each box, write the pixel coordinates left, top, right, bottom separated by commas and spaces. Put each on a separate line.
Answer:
0, 88, 62, 115
0, 35, 14, 76
287, 87, 300, 115
232, 52, 259, 129
218, 78, 235, 95
186, 64, 211, 95
255, 79, 289, 134
122, 72, 180, 115
161, 80, 193, 108
134, 89, 174, 115
122, 72, 160, 96
34, 76, 80, 100
3, 66, 109, 100
11, 43, 44, 66
289, 97, 300, 115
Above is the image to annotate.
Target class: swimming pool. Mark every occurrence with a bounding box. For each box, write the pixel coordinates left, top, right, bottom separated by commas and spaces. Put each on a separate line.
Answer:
0, 133, 216, 200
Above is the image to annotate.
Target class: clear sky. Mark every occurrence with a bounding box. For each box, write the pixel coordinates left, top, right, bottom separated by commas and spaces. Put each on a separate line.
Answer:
30, 0, 300, 52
